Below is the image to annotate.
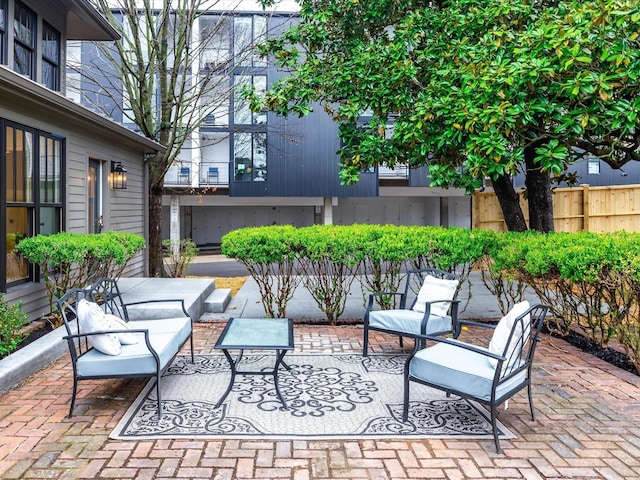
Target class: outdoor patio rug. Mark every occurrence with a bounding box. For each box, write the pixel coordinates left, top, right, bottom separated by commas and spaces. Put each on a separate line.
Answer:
111, 354, 515, 440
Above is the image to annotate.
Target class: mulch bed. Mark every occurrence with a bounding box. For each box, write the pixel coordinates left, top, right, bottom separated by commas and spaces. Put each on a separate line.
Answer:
552, 327, 637, 375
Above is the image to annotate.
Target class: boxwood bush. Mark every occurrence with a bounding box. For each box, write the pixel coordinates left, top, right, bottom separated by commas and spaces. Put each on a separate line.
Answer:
486, 230, 640, 372
0, 295, 28, 357
222, 224, 487, 324
16, 231, 145, 309
222, 225, 301, 318
297, 225, 362, 323
222, 224, 640, 373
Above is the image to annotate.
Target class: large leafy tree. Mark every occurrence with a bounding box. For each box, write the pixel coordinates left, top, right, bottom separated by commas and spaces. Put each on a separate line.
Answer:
255, 0, 640, 231
79, 0, 254, 276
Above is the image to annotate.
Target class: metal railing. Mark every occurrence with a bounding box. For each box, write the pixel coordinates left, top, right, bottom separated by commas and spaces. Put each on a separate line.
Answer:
164, 162, 229, 186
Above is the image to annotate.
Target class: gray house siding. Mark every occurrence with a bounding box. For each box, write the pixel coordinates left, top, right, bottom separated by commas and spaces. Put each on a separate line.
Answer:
0, 109, 153, 319
409, 166, 434, 187
0, 73, 161, 321
513, 158, 640, 189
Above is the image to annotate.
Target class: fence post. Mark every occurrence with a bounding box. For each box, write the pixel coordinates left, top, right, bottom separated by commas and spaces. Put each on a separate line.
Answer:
581, 184, 590, 232
471, 191, 479, 229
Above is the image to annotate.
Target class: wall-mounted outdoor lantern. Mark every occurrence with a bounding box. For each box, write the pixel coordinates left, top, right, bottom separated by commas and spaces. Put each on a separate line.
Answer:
111, 161, 127, 190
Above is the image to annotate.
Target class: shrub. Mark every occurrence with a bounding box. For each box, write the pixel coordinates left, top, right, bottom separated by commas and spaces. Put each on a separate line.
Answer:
407, 226, 489, 311
486, 230, 640, 350
357, 224, 410, 310
478, 230, 529, 316
222, 226, 301, 318
0, 295, 28, 357
163, 238, 199, 277
16, 231, 145, 308
297, 225, 362, 324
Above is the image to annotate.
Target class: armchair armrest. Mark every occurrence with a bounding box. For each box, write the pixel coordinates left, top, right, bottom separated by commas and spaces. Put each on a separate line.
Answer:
64, 327, 150, 340
419, 299, 461, 336
63, 327, 159, 363
409, 332, 504, 362
365, 291, 406, 314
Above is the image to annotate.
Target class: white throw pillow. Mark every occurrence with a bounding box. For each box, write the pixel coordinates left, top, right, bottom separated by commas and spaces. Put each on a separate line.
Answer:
104, 314, 139, 345
77, 299, 121, 356
488, 300, 531, 368
412, 274, 459, 317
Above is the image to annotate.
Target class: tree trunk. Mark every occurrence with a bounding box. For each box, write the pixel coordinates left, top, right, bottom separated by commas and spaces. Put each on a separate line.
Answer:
148, 182, 164, 278
492, 173, 528, 232
524, 146, 555, 232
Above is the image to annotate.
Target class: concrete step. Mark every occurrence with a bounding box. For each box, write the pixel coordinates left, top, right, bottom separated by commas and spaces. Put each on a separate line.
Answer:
204, 288, 232, 313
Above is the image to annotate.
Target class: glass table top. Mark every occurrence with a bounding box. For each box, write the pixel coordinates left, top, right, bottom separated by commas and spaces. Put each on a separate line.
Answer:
214, 317, 293, 350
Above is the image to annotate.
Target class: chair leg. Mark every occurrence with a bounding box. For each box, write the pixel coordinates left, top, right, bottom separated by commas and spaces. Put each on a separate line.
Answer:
155, 376, 162, 419
402, 359, 411, 422
189, 334, 195, 363
68, 377, 79, 418
528, 383, 536, 421
362, 325, 369, 357
490, 404, 502, 454
402, 379, 410, 422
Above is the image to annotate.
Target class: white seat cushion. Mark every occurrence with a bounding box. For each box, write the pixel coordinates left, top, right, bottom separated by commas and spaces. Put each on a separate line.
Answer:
128, 317, 192, 352
412, 275, 459, 317
410, 343, 526, 401
369, 309, 452, 336
488, 301, 531, 367
76, 332, 178, 377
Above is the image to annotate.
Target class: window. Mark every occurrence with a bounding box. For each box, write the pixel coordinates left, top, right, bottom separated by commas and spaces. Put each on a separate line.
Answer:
42, 22, 60, 90
3, 122, 64, 290
234, 75, 266, 125
66, 41, 82, 102
0, 0, 6, 65
13, 1, 36, 80
200, 15, 230, 69
234, 132, 266, 182
588, 159, 600, 175
234, 15, 267, 68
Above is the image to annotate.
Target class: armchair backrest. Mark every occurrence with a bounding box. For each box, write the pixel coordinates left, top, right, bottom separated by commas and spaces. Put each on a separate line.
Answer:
494, 303, 548, 380
56, 287, 94, 355
401, 268, 459, 310
90, 277, 130, 321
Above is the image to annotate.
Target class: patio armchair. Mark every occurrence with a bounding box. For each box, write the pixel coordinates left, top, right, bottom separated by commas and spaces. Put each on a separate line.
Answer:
363, 268, 460, 356
402, 301, 549, 453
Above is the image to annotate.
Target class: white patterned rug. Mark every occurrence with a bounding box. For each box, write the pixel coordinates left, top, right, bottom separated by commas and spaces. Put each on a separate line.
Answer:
111, 354, 514, 440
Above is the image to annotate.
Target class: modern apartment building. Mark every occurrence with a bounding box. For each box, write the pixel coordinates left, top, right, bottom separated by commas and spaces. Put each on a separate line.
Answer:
71, 5, 638, 251
1, 0, 164, 320
161, 9, 475, 248
70, 5, 472, 251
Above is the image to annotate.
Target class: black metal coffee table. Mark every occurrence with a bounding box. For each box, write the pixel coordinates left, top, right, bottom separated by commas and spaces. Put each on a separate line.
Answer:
214, 317, 294, 409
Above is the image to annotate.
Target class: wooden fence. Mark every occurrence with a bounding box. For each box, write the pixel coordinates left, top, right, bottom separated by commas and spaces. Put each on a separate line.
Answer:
472, 184, 640, 233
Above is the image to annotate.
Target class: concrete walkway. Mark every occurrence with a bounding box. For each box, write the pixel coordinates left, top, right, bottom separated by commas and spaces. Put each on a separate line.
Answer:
1, 261, 639, 478
203, 269, 532, 322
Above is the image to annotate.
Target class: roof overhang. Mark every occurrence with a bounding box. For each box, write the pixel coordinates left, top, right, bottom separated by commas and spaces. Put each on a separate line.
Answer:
66, 0, 120, 41
0, 66, 164, 155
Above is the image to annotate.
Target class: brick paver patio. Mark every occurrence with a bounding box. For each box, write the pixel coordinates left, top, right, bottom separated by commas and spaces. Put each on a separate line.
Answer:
1, 321, 640, 479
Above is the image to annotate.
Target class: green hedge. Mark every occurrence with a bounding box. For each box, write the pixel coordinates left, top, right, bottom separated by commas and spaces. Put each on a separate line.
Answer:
222, 225, 640, 373
16, 231, 145, 309
485, 230, 640, 372
222, 224, 490, 324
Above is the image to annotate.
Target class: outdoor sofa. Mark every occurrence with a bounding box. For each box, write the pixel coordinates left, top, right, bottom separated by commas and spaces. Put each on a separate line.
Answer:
57, 277, 194, 419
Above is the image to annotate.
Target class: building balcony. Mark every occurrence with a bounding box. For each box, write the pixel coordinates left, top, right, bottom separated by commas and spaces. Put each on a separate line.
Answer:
164, 161, 229, 187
